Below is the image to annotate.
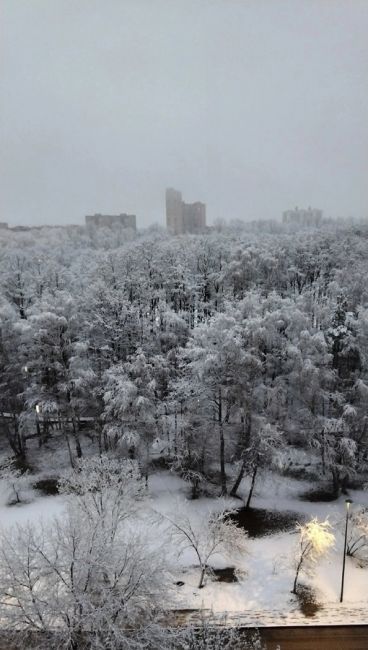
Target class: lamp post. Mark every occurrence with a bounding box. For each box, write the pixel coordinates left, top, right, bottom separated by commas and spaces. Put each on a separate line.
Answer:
340, 498, 353, 603
35, 404, 42, 446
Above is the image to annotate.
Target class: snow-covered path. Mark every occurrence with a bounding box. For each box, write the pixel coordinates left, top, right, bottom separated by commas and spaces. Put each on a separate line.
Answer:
173, 603, 368, 628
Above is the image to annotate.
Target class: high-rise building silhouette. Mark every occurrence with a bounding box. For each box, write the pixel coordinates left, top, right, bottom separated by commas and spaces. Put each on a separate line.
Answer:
166, 188, 206, 235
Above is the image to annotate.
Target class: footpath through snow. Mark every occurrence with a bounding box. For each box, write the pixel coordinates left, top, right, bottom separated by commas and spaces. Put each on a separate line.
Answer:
173, 602, 368, 628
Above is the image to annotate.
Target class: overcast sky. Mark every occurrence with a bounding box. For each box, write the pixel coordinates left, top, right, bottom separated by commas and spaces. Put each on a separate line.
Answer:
1, 0, 367, 227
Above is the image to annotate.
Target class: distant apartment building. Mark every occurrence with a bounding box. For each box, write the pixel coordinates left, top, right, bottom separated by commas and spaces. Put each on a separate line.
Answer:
166, 188, 206, 235
85, 213, 136, 230
282, 207, 323, 227
166, 189, 183, 235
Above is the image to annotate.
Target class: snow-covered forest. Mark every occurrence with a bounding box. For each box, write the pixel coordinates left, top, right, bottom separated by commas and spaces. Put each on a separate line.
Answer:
2, 222, 368, 492
0, 221, 368, 649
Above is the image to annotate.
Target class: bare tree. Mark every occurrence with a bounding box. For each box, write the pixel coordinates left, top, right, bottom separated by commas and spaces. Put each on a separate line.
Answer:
164, 505, 247, 588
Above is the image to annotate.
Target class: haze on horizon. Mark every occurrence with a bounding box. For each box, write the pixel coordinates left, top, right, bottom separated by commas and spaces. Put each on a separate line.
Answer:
1, 0, 367, 228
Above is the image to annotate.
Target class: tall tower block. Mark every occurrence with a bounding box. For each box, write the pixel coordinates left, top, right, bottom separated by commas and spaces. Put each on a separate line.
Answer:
166, 188, 183, 235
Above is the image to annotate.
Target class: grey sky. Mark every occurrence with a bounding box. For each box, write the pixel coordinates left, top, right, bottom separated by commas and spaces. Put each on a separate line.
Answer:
1, 0, 367, 227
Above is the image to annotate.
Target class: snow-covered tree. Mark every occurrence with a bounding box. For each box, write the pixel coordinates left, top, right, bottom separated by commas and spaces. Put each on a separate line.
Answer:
0, 458, 31, 505
58, 455, 144, 523
178, 611, 267, 649
18, 294, 95, 462
179, 311, 249, 495
347, 507, 368, 563
101, 351, 162, 477
230, 421, 283, 505
1, 222, 368, 509
314, 415, 358, 495
0, 300, 28, 458
0, 514, 172, 650
292, 518, 335, 594
0, 457, 170, 649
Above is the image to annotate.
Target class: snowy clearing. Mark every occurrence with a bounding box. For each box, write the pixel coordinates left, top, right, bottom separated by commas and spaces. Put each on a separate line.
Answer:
1, 468, 367, 628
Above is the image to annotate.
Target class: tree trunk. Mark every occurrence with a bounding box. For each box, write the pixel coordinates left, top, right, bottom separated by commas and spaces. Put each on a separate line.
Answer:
292, 558, 302, 594
63, 430, 75, 468
174, 408, 178, 456
71, 416, 82, 458
191, 477, 199, 499
198, 565, 206, 589
36, 417, 42, 448
245, 462, 258, 509
220, 424, 227, 496
231, 409, 252, 497
230, 458, 247, 497
219, 389, 227, 496
74, 433, 82, 458
3, 415, 26, 458
331, 466, 341, 497
97, 428, 103, 455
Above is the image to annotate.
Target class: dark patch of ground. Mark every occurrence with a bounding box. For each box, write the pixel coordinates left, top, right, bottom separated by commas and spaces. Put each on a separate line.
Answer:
33, 477, 60, 496
150, 456, 171, 471
299, 486, 338, 502
294, 585, 322, 617
211, 566, 238, 583
281, 465, 320, 482
229, 507, 303, 538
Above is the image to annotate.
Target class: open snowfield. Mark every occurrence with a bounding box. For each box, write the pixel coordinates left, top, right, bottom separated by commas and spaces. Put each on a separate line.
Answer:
1, 467, 367, 627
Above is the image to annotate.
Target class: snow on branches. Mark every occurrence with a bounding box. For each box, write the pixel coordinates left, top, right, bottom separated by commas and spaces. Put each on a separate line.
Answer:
163, 504, 247, 588
292, 518, 335, 594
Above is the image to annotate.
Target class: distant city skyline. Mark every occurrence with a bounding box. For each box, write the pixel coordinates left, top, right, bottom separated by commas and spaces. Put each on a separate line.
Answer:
1, 0, 368, 226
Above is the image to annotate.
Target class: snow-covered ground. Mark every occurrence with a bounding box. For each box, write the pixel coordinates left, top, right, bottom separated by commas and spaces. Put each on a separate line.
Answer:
146, 470, 368, 625
0, 468, 367, 627
0, 493, 66, 528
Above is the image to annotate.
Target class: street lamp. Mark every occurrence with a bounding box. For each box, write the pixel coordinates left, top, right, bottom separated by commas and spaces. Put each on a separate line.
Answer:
340, 498, 353, 603
35, 404, 42, 445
